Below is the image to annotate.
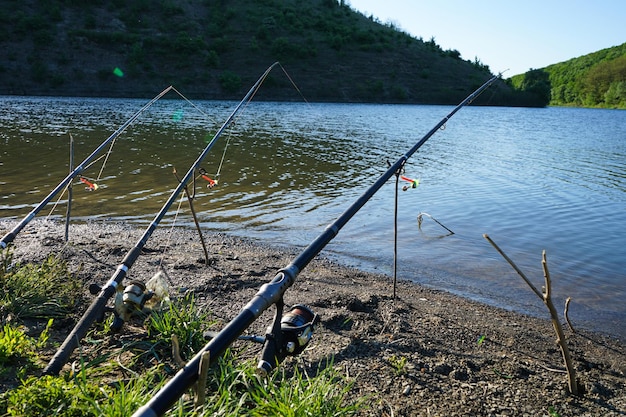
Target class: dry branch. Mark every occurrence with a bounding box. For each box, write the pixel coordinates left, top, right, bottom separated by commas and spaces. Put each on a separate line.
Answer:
195, 351, 211, 410
171, 334, 186, 368
173, 168, 209, 265
565, 297, 576, 333
483, 234, 579, 396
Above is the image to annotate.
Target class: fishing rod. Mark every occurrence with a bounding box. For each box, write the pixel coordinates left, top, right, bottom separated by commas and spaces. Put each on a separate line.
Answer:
43, 61, 281, 376
132, 73, 501, 417
0, 86, 175, 249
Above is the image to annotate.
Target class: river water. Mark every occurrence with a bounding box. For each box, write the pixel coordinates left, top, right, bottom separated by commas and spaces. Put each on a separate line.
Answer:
1, 94, 625, 340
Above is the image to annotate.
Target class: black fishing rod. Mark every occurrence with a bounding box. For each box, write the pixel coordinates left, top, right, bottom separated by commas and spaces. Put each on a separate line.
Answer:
43, 62, 281, 376
0, 86, 175, 249
132, 73, 501, 417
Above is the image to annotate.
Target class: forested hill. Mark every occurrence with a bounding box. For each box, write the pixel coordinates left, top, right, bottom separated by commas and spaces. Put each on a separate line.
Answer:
510, 42, 626, 109
0, 0, 544, 106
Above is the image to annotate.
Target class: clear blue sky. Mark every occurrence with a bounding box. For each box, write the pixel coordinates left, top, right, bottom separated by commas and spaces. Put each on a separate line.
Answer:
348, 0, 625, 76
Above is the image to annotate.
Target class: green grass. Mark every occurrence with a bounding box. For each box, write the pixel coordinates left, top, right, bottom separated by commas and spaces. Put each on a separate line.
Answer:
245, 362, 360, 416
548, 406, 562, 417
2, 374, 104, 417
0, 319, 51, 368
0, 249, 81, 319
2, 355, 358, 417
0, 251, 362, 416
146, 293, 213, 360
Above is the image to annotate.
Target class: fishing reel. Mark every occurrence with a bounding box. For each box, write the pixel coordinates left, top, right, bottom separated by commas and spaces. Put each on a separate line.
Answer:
257, 303, 320, 377
89, 280, 154, 332
113, 280, 155, 331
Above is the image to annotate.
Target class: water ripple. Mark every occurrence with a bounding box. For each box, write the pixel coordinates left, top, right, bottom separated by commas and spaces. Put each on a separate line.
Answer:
1, 98, 625, 340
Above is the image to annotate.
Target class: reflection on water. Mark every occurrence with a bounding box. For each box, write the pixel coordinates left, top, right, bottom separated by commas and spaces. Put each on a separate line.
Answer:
1, 96, 625, 340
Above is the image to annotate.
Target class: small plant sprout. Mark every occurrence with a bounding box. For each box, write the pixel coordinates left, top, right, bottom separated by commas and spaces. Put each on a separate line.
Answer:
387, 354, 408, 376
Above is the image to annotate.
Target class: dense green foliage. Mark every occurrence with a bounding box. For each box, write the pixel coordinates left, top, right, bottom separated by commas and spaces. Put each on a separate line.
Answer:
511, 42, 626, 108
508, 69, 551, 106
0, 0, 534, 105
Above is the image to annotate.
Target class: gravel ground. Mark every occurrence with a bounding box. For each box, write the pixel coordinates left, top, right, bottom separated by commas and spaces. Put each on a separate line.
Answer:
2, 219, 625, 416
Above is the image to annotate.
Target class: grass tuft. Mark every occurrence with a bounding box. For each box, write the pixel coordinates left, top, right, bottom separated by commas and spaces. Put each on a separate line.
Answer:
0, 249, 81, 319
146, 292, 213, 360
0, 319, 52, 368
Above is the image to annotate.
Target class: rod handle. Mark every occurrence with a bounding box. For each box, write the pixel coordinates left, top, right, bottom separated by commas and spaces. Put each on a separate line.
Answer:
256, 333, 279, 377
43, 286, 115, 375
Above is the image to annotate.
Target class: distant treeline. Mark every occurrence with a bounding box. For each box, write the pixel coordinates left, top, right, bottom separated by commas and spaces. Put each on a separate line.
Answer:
511, 43, 626, 109
5, 0, 619, 108
0, 0, 544, 106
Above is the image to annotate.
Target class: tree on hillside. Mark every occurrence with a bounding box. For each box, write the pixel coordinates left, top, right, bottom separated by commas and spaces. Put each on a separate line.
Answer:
582, 55, 626, 106
542, 42, 626, 108
513, 69, 551, 107
604, 81, 626, 107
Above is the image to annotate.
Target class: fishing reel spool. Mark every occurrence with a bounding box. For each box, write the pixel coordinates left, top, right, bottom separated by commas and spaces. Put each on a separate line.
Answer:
257, 303, 320, 377
122, 281, 153, 310
112, 280, 154, 331
89, 280, 154, 331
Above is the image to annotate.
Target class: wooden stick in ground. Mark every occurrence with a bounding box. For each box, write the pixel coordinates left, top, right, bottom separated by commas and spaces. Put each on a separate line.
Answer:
171, 335, 186, 368
194, 351, 211, 410
483, 234, 579, 396
541, 251, 579, 395
64, 133, 74, 242
173, 168, 209, 265
393, 170, 399, 300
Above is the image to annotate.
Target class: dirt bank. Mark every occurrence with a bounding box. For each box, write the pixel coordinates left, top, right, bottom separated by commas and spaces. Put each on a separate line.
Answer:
3, 219, 625, 416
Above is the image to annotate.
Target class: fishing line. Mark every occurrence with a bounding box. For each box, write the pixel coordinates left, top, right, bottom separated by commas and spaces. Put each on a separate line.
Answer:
170, 86, 219, 126
190, 63, 301, 188
194, 63, 311, 188
157, 190, 187, 271
278, 62, 309, 104
43, 62, 285, 376
480, 71, 506, 105
192, 63, 310, 190
163, 65, 289, 256
156, 65, 308, 268
1, 86, 176, 248
92, 88, 220, 186
132, 73, 502, 417
83, 88, 222, 195
78, 88, 216, 181
41, 87, 228, 223
95, 135, 118, 182
44, 174, 102, 223
45, 182, 72, 219
81, 153, 107, 174
137, 66, 290, 273
212, 130, 232, 183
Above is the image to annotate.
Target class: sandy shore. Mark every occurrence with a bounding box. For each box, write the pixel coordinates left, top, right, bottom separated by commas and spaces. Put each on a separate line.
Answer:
2, 219, 626, 416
